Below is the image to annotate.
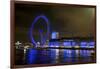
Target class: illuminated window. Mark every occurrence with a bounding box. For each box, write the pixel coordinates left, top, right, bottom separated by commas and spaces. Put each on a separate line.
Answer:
51, 32, 59, 39
80, 42, 87, 48
88, 42, 95, 48
63, 41, 71, 46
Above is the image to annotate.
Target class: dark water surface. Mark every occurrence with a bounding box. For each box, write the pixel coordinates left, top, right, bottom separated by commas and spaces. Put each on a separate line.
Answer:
15, 48, 95, 65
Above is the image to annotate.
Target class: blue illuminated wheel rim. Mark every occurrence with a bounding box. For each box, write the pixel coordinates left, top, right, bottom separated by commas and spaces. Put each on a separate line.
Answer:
29, 15, 50, 47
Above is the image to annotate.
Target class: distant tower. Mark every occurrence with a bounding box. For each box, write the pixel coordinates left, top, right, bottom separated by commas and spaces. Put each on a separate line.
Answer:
51, 32, 59, 39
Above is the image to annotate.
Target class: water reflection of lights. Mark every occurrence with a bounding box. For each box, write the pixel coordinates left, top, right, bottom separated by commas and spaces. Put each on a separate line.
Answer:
15, 40, 95, 64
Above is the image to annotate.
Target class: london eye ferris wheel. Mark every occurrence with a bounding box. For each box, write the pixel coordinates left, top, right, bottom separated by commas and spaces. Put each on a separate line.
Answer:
29, 15, 50, 47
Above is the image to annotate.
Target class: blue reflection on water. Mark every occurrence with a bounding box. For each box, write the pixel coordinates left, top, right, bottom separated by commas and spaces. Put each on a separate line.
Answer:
62, 50, 72, 63
25, 48, 94, 64
26, 49, 37, 64
37, 50, 50, 64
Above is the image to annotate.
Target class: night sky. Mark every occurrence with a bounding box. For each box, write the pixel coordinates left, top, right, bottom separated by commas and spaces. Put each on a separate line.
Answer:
15, 3, 95, 42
